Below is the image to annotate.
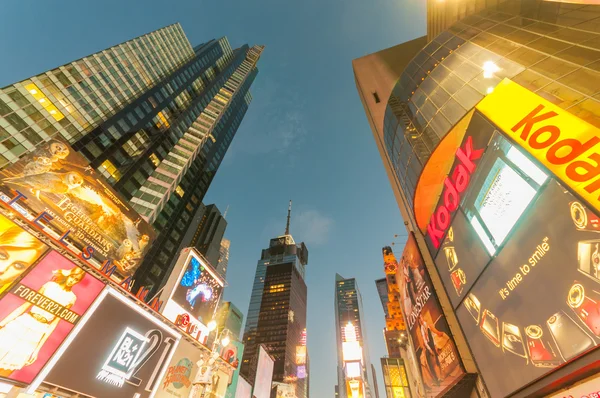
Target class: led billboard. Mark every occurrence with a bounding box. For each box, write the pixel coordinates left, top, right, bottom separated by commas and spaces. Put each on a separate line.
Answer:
253, 345, 274, 398
398, 234, 464, 396
224, 340, 244, 398
44, 288, 180, 398
0, 138, 155, 281
417, 81, 600, 396
0, 213, 49, 297
156, 339, 204, 398
171, 251, 224, 326
0, 251, 104, 384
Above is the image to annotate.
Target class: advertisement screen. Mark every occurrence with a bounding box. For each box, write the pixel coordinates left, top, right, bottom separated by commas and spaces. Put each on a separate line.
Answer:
0, 213, 49, 297
0, 251, 104, 384
0, 138, 155, 280
172, 252, 224, 325
253, 345, 274, 398
235, 377, 252, 398
274, 382, 296, 398
156, 339, 204, 398
45, 289, 180, 398
224, 340, 244, 398
422, 89, 600, 395
398, 234, 464, 396
456, 178, 600, 396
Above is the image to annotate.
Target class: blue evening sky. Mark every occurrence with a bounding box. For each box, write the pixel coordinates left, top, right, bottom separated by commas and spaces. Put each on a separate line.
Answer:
0, 0, 425, 395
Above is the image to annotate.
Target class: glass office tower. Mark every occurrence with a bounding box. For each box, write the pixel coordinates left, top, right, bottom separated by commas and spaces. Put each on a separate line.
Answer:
241, 203, 310, 398
335, 275, 375, 398
0, 24, 263, 294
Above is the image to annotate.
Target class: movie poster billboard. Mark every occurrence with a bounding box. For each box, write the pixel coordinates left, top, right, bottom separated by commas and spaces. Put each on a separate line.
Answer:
45, 288, 180, 398
171, 251, 224, 325
0, 213, 49, 297
156, 339, 204, 398
0, 250, 104, 384
397, 234, 464, 396
253, 345, 274, 398
0, 138, 155, 280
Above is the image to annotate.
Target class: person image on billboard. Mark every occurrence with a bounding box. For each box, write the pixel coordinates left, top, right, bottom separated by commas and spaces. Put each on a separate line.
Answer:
419, 315, 444, 386
0, 266, 85, 377
0, 223, 47, 296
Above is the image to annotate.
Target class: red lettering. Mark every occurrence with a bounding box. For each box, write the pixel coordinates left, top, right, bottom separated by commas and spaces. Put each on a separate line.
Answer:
427, 221, 444, 248
443, 178, 459, 212
547, 137, 600, 165
436, 206, 450, 230
453, 164, 469, 193
567, 153, 600, 183
511, 105, 558, 141
528, 125, 560, 149
455, 136, 483, 173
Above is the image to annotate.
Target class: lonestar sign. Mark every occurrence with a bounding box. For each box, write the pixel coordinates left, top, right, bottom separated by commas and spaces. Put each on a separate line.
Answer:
427, 136, 484, 248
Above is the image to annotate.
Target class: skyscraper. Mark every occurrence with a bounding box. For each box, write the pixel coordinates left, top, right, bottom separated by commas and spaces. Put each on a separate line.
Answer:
241, 202, 309, 398
190, 203, 228, 266
215, 300, 244, 340
335, 274, 374, 398
0, 23, 263, 295
217, 237, 231, 278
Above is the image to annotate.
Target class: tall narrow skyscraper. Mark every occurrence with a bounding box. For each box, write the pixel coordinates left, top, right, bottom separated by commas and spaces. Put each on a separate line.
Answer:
0, 23, 263, 295
241, 202, 309, 398
335, 275, 375, 398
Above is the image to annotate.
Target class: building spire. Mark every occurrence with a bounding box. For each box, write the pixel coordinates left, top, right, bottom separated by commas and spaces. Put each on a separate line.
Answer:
285, 200, 292, 235
223, 205, 229, 219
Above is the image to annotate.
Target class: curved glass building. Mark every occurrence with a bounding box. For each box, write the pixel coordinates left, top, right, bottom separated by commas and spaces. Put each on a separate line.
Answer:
355, 1, 600, 397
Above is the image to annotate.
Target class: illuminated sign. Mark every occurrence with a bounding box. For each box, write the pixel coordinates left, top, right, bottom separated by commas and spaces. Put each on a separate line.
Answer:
398, 234, 464, 396
477, 79, 600, 218
346, 379, 364, 398
160, 249, 224, 327
296, 345, 306, 365
156, 340, 203, 398
44, 288, 180, 398
98, 327, 148, 386
548, 375, 600, 397
297, 365, 306, 379
0, 138, 155, 282
235, 377, 252, 398
0, 251, 104, 385
426, 136, 484, 248
345, 362, 361, 378
162, 299, 210, 344
342, 341, 362, 362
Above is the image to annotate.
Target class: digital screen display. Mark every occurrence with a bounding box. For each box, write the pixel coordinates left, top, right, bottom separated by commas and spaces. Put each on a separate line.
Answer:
173, 253, 224, 325
45, 289, 179, 398
0, 138, 155, 280
424, 112, 600, 396
0, 251, 104, 384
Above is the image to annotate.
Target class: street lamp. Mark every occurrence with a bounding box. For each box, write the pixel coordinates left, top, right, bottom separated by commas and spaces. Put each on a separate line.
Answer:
188, 326, 233, 398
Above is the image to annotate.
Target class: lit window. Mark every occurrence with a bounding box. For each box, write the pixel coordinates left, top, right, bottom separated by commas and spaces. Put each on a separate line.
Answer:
100, 159, 122, 181
24, 83, 65, 121
149, 153, 160, 166
175, 185, 184, 197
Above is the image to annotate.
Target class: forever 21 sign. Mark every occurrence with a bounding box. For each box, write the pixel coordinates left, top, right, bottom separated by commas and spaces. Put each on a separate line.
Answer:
426, 136, 484, 250
45, 289, 180, 398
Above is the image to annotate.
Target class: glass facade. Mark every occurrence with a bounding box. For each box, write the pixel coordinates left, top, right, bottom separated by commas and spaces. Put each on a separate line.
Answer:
241, 234, 309, 398
380, 358, 411, 398
384, 0, 600, 211
0, 24, 264, 294
335, 275, 374, 398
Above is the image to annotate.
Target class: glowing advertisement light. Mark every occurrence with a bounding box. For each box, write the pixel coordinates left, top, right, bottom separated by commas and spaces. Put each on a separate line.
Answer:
0, 251, 105, 385
342, 341, 362, 362
345, 362, 361, 378
43, 288, 180, 398
0, 138, 155, 282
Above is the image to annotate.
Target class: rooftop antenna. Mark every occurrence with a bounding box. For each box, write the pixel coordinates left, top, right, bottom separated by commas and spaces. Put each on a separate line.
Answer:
223, 205, 229, 219
285, 200, 292, 235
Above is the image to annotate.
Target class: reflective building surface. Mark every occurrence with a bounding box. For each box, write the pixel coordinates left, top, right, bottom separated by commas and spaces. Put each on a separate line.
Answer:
240, 203, 310, 398
0, 24, 264, 295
